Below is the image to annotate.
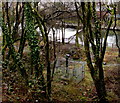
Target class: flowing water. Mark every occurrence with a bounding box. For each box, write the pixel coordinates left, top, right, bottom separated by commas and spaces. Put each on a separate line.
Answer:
49, 28, 120, 47
0, 27, 119, 47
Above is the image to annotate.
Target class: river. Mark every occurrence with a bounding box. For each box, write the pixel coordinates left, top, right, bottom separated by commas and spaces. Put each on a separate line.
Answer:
0, 27, 119, 47
49, 28, 120, 47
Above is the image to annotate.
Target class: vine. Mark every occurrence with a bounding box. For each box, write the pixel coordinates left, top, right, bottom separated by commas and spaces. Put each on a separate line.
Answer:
1, 19, 28, 84
24, 3, 46, 96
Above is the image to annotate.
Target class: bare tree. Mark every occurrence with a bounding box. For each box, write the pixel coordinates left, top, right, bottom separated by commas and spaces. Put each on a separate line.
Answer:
75, 2, 114, 102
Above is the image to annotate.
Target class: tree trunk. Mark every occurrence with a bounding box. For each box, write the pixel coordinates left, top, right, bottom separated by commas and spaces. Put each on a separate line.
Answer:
75, 32, 79, 47
75, 19, 80, 48
2, 3, 6, 61
25, 3, 46, 92
94, 79, 108, 102
45, 34, 51, 99
80, 2, 108, 102
61, 20, 65, 44
18, 3, 26, 58
94, 62, 108, 102
113, 5, 120, 57
43, 22, 51, 100
52, 28, 57, 79
118, 48, 120, 57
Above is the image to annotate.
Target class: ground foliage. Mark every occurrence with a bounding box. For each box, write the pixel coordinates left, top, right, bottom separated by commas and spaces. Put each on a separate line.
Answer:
1, 2, 120, 103
2, 44, 120, 102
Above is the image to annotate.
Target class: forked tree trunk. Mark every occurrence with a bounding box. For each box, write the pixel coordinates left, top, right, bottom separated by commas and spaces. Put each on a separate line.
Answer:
80, 2, 109, 102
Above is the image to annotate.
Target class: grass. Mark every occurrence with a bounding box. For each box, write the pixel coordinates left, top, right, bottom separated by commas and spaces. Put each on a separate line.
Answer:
116, 20, 120, 27
104, 47, 118, 64
51, 46, 120, 102
104, 65, 119, 101
52, 64, 96, 102
109, 20, 120, 28
2, 41, 120, 102
0, 36, 2, 40
103, 47, 120, 101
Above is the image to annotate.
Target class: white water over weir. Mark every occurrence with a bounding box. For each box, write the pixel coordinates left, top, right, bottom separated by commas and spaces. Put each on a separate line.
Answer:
48, 28, 118, 48
48, 28, 83, 45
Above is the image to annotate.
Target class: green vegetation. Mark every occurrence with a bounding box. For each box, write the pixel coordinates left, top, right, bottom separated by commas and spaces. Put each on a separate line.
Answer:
116, 20, 120, 27
1, 2, 120, 102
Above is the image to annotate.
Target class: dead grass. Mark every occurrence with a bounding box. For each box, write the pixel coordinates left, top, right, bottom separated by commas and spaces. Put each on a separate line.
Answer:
2, 42, 120, 102
52, 46, 120, 102
104, 48, 120, 101
104, 47, 118, 64
104, 65, 120, 101
52, 65, 97, 102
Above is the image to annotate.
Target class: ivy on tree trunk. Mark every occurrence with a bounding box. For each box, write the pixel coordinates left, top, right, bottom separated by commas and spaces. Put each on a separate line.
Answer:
75, 2, 113, 102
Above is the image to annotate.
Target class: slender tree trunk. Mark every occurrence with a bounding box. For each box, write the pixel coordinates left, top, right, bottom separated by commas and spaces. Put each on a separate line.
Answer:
114, 32, 120, 57
52, 28, 57, 79
41, 20, 51, 99
80, 2, 108, 102
61, 20, 64, 44
2, 21, 28, 84
75, 20, 80, 47
118, 49, 120, 57
18, 3, 26, 58
2, 3, 6, 61
113, 6, 120, 57
5, 2, 11, 33
45, 31, 51, 99
12, 2, 19, 40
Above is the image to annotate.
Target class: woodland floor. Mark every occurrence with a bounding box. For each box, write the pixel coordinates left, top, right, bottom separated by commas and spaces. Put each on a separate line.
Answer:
1, 42, 120, 103
51, 45, 120, 102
